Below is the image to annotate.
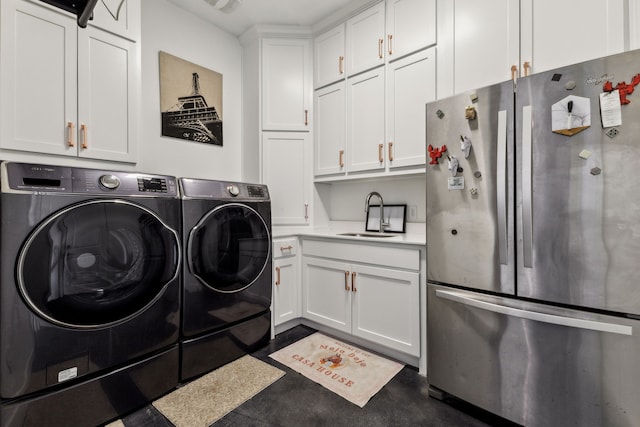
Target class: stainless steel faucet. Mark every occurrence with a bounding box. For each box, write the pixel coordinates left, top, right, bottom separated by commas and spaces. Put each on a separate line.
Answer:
364, 191, 390, 233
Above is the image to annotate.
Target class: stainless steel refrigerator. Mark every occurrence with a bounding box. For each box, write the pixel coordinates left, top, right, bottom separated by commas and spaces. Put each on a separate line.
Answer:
426, 50, 640, 426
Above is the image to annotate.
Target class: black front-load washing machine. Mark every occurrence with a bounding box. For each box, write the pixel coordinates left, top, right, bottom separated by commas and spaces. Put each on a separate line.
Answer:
179, 178, 272, 381
0, 162, 182, 427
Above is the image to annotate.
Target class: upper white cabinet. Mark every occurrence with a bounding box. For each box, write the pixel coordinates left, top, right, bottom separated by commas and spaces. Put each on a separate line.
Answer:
386, 0, 436, 60
442, 0, 626, 95
386, 48, 436, 170
0, 0, 139, 162
345, 2, 386, 76
91, 0, 141, 41
314, 25, 345, 89
262, 132, 311, 225
346, 67, 385, 174
314, 82, 346, 176
262, 38, 311, 131
519, 0, 625, 75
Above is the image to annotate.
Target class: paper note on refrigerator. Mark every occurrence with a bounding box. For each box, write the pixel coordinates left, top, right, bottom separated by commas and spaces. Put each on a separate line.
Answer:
600, 90, 622, 128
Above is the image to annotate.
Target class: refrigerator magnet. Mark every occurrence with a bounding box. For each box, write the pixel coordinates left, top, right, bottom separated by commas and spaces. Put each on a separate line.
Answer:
551, 95, 591, 136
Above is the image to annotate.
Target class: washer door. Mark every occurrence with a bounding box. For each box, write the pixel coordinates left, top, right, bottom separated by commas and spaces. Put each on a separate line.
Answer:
188, 203, 270, 293
17, 200, 180, 328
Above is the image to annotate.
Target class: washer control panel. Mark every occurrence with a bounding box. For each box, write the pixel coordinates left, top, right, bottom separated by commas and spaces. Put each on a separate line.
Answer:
4, 162, 178, 197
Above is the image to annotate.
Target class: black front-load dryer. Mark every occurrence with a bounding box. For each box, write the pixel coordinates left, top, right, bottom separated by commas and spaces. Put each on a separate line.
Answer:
180, 178, 272, 381
0, 162, 181, 427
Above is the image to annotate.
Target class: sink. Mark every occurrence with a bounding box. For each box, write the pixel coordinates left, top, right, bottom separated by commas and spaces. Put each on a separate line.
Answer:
337, 232, 399, 238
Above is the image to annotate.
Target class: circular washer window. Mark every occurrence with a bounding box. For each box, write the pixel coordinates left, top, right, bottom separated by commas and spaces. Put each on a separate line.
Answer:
17, 200, 180, 328
188, 203, 270, 293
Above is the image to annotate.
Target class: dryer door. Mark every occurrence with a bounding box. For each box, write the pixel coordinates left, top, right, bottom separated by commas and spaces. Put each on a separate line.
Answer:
17, 200, 180, 328
188, 203, 270, 293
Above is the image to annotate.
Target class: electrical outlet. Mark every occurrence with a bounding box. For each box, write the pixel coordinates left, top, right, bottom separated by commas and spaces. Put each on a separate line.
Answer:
408, 205, 418, 221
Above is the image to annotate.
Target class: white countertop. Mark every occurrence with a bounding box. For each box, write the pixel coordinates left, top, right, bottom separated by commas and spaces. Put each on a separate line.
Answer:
272, 221, 426, 247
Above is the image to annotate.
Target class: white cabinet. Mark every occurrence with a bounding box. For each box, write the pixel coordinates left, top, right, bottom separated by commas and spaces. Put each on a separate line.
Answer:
313, 1, 436, 181
346, 67, 385, 173
314, 25, 345, 89
302, 239, 420, 356
0, 0, 138, 162
345, 2, 386, 76
262, 132, 311, 225
273, 238, 300, 326
442, 0, 626, 95
386, 0, 436, 60
314, 82, 346, 176
519, 0, 625, 75
262, 38, 311, 131
386, 48, 436, 170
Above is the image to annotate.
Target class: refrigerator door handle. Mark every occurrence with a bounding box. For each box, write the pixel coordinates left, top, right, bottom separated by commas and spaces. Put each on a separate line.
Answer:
435, 289, 633, 336
496, 110, 508, 265
522, 105, 534, 268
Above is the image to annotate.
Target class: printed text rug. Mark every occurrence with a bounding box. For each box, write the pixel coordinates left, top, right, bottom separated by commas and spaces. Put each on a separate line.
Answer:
269, 332, 404, 407
151, 355, 284, 427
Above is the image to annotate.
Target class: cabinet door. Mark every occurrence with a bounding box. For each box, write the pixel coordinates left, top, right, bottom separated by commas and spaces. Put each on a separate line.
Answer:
90, 0, 140, 41
347, 67, 385, 173
273, 257, 299, 325
451, 0, 520, 93
77, 26, 137, 162
386, 0, 436, 60
262, 38, 311, 131
302, 257, 351, 333
346, 2, 385, 76
351, 264, 420, 356
0, 0, 78, 156
520, 0, 625, 75
262, 132, 310, 225
314, 24, 345, 89
314, 82, 346, 177
386, 48, 435, 169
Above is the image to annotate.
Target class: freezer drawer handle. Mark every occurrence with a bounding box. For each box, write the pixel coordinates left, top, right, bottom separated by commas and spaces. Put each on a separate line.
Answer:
435, 289, 633, 336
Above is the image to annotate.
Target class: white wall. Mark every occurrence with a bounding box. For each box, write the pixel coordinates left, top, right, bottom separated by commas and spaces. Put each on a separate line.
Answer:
139, 0, 243, 179
0, 0, 243, 181
323, 175, 426, 223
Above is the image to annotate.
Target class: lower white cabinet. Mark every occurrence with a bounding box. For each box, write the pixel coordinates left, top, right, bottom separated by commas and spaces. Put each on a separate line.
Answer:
272, 238, 300, 326
302, 239, 420, 357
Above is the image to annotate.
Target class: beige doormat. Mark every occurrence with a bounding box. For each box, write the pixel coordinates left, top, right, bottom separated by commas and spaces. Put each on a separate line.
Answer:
152, 355, 284, 427
269, 332, 403, 407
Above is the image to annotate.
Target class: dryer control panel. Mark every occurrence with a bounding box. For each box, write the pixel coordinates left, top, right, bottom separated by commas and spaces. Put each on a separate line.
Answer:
2, 162, 178, 197
180, 178, 270, 201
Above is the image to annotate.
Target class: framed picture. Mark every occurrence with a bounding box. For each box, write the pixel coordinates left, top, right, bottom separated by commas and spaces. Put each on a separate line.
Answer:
366, 204, 406, 233
159, 51, 223, 145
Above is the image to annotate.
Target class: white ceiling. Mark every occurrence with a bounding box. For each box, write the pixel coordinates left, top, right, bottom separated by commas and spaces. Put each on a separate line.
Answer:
166, 0, 360, 36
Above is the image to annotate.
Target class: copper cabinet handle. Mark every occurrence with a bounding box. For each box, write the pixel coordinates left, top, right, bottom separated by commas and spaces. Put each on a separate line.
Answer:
67, 122, 75, 147
523, 61, 530, 76
388, 34, 393, 55
344, 271, 350, 291
275, 266, 281, 286
280, 245, 293, 251
304, 109, 309, 126
378, 143, 384, 163
339, 56, 344, 74
339, 149, 345, 168
351, 271, 357, 292
388, 141, 394, 161
80, 124, 88, 149
378, 38, 383, 59
511, 65, 518, 80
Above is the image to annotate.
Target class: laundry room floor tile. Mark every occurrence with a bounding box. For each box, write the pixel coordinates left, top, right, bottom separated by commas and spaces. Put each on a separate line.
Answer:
112, 325, 518, 427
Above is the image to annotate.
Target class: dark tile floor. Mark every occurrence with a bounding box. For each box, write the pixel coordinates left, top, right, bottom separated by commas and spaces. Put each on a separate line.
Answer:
117, 326, 517, 427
